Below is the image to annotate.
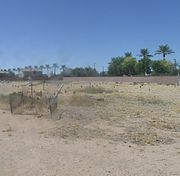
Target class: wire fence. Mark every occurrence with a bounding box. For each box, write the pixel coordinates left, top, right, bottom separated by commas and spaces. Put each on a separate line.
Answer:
8, 80, 63, 117
178, 72, 180, 86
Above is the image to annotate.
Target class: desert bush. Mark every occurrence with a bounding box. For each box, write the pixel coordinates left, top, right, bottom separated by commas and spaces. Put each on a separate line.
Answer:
150, 119, 180, 132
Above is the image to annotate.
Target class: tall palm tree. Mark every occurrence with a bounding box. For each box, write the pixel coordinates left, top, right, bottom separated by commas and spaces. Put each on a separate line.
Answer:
138, 48, 153, 76
60, 65, 66, 76
138, 48, 153, 59
124, 52, 132, 57
52, 63, 59, 75
17, 67, 21, 73
34, 65, 38, 69
45, 64, 51, 75
28, 65, 33, 71
60, 65, 66, 72
39, 65, 45, 73
155, 44, 174, 60
13, 68, 17, 74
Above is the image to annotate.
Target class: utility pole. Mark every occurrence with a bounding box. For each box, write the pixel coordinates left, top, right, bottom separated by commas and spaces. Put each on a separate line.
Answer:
102, 66, 105, 76
93, 63, 96, 70
178, 64, 180, 86
174, 59, 177, 69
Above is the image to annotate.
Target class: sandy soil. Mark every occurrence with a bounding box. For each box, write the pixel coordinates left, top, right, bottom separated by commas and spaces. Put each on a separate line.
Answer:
0, 81, 180, 176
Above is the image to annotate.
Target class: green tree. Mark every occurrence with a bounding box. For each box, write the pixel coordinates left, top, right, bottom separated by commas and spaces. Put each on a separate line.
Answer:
124, 52, 132, 57
135, 61, 144, 75
138, 48, 153, 76
108, 57, 124, 76
138, 48, 153, 59
71, 67, 98, 77
152, 60, 174, 75
155, 44, 174, 60
122, 56, 137, 75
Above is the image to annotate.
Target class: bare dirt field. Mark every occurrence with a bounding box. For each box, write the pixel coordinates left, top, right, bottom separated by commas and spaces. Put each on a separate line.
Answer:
0, 79, 180, 176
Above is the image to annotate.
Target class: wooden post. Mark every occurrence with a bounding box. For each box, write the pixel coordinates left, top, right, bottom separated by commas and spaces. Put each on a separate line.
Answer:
43, 79, 45, 90
30, 80, 34, 106
178, 72, 180, 86
48, 97, 52, 118
9, 95, 13, 114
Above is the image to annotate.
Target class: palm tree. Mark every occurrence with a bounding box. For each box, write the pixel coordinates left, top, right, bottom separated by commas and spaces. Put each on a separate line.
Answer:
61, 65, 66, 71
17, 67, 21, 73
60, 65, 66, 76
138, 48, 153, 76
155, 44, 174, 60
39, 65, 45, 73
138, 48, 153, 59
34, 65, 38, 69
45, 64, 51, 75
52, 63, 59, 75
125, 52, 132, 57
28, 65, 33, 71
13, 68, 17, 74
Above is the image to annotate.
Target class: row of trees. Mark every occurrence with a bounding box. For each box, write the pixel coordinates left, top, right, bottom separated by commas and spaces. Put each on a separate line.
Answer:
10, 64, 98, 77
3, 44, 179, 77
108, 45, 179, 76
68, 67, 98, 77
11, 64, 66, 76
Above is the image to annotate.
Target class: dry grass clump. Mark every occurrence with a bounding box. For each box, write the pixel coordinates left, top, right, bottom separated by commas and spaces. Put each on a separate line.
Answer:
150, 119, 180, 132
60, 95, 94, 107
136, 95, 167, 105
125, 124, 174, 145
50, 120, 123, 141
116, 93, 168, 106
114, 93, 170, 106
2, 126, 12, 133
80, 86, 113, 94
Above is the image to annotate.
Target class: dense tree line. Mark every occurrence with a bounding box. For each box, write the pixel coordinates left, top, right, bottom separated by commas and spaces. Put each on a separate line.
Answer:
7, 44, 179, 77
108, 45, 179, 76
62, 67, 99, 77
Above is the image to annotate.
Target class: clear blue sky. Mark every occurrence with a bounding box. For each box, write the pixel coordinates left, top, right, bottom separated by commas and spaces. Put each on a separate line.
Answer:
0, 0, 179, 71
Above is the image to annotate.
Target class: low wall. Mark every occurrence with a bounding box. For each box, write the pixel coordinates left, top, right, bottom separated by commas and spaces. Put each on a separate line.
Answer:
63, 76, 179, 85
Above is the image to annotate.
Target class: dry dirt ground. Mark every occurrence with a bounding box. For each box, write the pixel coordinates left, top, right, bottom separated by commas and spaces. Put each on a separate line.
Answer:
0, 80, 180, 176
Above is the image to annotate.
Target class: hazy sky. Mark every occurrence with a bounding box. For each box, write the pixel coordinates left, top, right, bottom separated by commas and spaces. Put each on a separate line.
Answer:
0, 0, 179, 71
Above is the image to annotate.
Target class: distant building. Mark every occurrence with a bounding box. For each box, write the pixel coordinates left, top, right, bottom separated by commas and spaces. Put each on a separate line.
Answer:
21, 68, 43, 79
0, 70, 14, 80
